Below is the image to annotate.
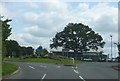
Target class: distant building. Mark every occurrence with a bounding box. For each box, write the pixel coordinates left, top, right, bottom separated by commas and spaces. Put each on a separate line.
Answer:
51, 47, 107, 62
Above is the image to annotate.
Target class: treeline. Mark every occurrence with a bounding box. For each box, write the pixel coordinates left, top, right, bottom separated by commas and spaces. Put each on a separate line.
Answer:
5, 39, 34, 58
5, 40, 49, 58
1, 17, 49, 59
1, 17, 34, 58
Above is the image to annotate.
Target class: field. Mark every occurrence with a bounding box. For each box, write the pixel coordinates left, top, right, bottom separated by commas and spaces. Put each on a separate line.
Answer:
5, 57, 83, 64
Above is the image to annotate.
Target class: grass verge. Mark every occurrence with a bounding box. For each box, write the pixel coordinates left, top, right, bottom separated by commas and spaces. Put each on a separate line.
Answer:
2, 62, 18, 76
5, 58, 83, 64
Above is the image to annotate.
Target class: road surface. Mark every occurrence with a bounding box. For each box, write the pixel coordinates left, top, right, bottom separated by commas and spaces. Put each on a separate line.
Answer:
3, 62, 119, 81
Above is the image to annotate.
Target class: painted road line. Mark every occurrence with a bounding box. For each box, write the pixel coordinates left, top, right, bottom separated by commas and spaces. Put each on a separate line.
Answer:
73, 69, 79, 74
29, 66, 35, 69
79, 76, 86, 81
76, 66, 77, 69
41, 74, 47, 80
72, 66, 77, 69
57, 66, 61, 68
72, 67, 85, 81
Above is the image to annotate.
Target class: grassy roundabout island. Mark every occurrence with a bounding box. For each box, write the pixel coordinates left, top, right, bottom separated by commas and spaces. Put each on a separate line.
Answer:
2, 62, 18, 76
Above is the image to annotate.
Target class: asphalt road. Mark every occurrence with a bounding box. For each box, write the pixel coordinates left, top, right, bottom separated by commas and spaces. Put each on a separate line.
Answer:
3, 62, 119, 81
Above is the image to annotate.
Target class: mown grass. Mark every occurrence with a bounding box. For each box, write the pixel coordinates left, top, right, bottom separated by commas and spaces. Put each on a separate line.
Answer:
5, 57, 83, 64
0, 59, 1, 78
2, 62, 18, 76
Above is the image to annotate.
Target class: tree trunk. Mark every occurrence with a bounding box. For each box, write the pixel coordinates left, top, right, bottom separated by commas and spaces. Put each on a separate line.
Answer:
79, 50, 84, 60
74, 50, 78, 60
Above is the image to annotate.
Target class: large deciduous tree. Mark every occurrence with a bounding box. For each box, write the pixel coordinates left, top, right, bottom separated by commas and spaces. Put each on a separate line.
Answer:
50, 23, 105, 60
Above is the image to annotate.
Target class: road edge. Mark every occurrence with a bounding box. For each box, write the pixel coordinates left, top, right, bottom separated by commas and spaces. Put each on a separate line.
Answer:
2, 66, 20, 79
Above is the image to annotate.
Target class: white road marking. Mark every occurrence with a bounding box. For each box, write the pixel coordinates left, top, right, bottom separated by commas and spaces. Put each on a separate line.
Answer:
72, 66, 85, 81
79, 76, 86, 81
41, 73, 46, 80
72, 66, 77, 69
73, 69, 79, 74
57, 66, 61, 68
76, 66, 77, 69
29, 66, 35, 69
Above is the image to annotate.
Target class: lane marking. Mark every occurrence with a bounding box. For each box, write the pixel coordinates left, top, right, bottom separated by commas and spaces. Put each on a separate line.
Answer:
73, 69, 79, 74
72, 66, 77, 69
76, 66, 77, 69
57, 66, 61, 68
72, 66, 85, 81
29, 66, 35, 69
79, 76, 86, 81
41, 73, 47, 80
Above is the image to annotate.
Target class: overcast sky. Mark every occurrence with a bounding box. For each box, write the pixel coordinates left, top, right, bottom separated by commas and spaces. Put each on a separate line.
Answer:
0, 0, 119, 58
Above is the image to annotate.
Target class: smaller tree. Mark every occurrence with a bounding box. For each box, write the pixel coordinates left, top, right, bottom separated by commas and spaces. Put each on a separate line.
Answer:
35, 46, 42, 57
6, 40, 20, 57
35, 45, 48, 57
26, 47, 34, 56
41, 48, 49, 57
19, 46, 27, 57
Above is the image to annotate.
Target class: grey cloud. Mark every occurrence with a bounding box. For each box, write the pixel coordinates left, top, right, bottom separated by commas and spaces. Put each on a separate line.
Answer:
20, 33, 51, 50
93, 15, 117, 33
26, 27, 55, 37
7, 2, 118, 55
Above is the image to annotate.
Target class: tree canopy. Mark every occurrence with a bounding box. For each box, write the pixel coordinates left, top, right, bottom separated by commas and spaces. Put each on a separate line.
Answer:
50, 23, 105, 55
19, 46, 34, 58
6, 40, 20, 57
4, 40, 34, 57
1, 17, 34, 58
1, 19, 12, 41
35, 45, 48, 57
1, 18, 12, 58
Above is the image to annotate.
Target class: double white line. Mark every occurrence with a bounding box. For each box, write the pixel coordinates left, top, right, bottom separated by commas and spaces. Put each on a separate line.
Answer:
72, 66, 85, 81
